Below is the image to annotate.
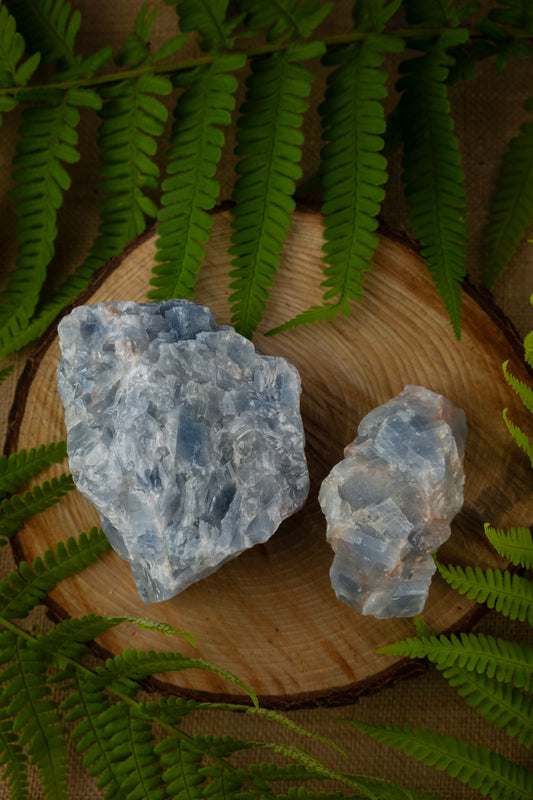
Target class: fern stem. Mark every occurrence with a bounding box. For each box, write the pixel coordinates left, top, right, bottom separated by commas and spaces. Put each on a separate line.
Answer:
2, 25, 529, 101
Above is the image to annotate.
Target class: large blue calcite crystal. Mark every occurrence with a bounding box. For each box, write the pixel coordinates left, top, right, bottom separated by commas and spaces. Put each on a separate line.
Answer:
57, 300, 309, 603
319, 386, 466, 619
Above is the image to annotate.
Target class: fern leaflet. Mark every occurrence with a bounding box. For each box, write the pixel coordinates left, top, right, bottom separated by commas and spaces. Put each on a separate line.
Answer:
238, 0, 333, 41
0, 366, 13, 386
0, 529, 111, 620
0, 441, 67, 497
397, 29, 468, 339
438, 664, 533, 748
269, 32, 403, 335
156, 736, 205, 798
0, 1, 40, 122
484, 524, 533, 569
503, 358, 533, 413
172, 0, 244, 52
380, 630, 533, 690
149, 53, 245, 301
348, 720, 533, 800
0, 637, 68, 799
436, 560, 533, 625
0, 704, 28, 800
502, 406, 533, 468
0, 85, 101, 360
0, 472, 75, 542
229, 41, 324, 339
5, 0, 80, 70
481, 108, 533, 288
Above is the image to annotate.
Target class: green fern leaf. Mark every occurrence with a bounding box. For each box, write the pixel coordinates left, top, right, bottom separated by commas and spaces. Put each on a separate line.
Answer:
436, 560, 533, 625
6, 0, 80, 70
503, 358, 533, 414
481, 109, 533, 288
156, 736, 206, 798
149, 53, 245, 301
488, 0, 533, 31
0, 638, 68, 799
348, 720, 533, 800
320, 35, 402, 302
90, 649, 258, 706
403, 0, 479, 27
438, 664, 533, 748
63, 672, 131, 800
0, 528, 111, 619
238, 0, 333, 41
484, 524, 533, 569
0, 365, 14, 386
99, 705, 166, 800
397, 30, 468, 339
352, 0, 403, 31
380, 631, 533, 690
0, 441, 67, 497
0, 704, 28, 800
0, 2, 40, 111
270, 33, 403, 335
229, 41, 324, 339
0, 472, 75, 542
0, 86, 101, 360
172, 0, 244, 51
502, 407, 533, 468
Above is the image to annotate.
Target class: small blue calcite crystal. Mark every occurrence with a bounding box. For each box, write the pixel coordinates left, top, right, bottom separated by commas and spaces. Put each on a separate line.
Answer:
57, 300, 309, 603
319, 386, 466, 619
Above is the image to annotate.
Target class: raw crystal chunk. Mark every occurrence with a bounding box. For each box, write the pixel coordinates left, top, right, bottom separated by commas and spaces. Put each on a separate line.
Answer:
57, 299, 309, 603
318, 386, 466, 619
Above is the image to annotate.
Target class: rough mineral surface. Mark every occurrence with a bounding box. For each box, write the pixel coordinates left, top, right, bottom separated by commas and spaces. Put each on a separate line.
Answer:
57, 299, 309, 604
318, 385, 466, 619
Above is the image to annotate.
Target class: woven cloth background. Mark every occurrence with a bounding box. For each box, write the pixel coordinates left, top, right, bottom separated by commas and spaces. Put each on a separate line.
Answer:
1, 2, 533, 798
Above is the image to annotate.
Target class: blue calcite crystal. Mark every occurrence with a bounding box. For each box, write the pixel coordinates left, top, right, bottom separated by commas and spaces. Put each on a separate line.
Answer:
319, 386, 466, 619
57, 300, 309, 603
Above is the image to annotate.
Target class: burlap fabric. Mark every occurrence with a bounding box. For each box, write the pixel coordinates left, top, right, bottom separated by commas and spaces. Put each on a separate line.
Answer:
1, 2, 533, 797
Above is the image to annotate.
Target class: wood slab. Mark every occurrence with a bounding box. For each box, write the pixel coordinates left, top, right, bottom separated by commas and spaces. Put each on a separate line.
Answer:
7, 208, 533, 708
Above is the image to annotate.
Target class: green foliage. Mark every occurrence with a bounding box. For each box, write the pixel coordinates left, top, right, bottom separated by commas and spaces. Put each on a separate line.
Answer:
0, 472, 75, 542
1, 0, 533, 353
228, 40, 323, 339
0, 441, 67, 496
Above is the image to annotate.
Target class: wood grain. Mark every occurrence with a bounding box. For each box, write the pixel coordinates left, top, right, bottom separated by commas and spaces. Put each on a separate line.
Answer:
7, 209, 533, 708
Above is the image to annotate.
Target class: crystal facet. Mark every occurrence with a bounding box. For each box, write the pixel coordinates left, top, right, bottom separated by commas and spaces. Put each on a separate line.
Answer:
57, 299, 309, 603
318, 385, 466, 619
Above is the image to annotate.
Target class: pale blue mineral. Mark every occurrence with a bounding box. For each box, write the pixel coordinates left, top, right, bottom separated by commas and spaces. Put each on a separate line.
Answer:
319, 386, 466, 619
57, 300, 309, 603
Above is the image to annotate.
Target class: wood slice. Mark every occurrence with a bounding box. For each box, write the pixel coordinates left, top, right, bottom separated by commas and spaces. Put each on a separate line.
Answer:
7, 209, 533, 708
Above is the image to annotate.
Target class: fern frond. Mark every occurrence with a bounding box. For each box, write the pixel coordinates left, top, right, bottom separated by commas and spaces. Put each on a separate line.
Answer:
438, 664, 533, 748
320, 35, 402, 302
488, 0, 533, 31
503, 358, 533, 414
380, 631, 533, 690
0, 86, 101, 360
149, 53, 245, 301
0, 441, 67, 497
229, 41, 323, 339
502, 407, 533, 468
0, 704, 28, 800
62, 672, 131, 800
397, 30, 468, 339
436, 560, 533, 625
6, 0, 80, 71
0, 528, 111, 620
90, 649, 258, 706
484, 524, 533, 569
238, 0, 333, 41
403, 0, 478, 27
352, 0, 403, 32
348, 720, 533, 800
0, 472, 75, 542
156, 736, 205, 798
0, 638, 68, 799
97, 704, 165, 800
173, 0, 244, 51
481, 110, 533, 288
0, 2, 40, 120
